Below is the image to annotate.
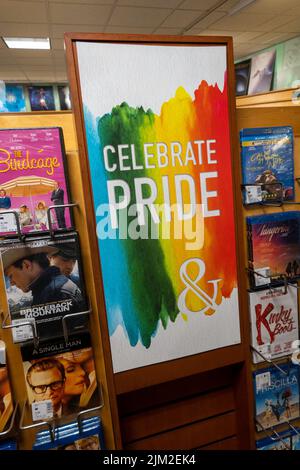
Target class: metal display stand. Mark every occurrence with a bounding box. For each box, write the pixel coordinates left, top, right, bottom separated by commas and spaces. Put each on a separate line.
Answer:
238, 97, 300, 450
0, 114, 112, 449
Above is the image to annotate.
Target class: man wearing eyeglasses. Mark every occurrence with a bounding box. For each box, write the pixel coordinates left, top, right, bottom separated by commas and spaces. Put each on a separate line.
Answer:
26, 359, 65, 418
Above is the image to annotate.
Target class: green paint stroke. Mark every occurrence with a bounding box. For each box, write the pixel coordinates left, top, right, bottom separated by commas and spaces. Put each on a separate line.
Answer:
98, 103, 178, 348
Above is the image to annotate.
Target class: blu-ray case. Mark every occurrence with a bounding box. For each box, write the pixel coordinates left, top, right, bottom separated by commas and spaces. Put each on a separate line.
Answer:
240, 126, 294, 204
0, 127, 73, 237
256, 427, 300, 450
34, 416, 100, 442
33, 417, 105, 450
0, 231, 88, 342
256, 431, 292, 450
0, 440, 17, 450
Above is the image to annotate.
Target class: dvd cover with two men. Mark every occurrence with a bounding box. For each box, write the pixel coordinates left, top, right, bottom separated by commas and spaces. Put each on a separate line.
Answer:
0, 127, 73, 237
0, 231, 89, 342
21, 333, 99, 421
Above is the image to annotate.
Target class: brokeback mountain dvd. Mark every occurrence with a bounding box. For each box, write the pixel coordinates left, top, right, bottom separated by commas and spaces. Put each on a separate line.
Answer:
0, 232, 88, 343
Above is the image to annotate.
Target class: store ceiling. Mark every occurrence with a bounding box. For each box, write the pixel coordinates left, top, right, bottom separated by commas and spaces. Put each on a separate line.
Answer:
0, 0, 300, 83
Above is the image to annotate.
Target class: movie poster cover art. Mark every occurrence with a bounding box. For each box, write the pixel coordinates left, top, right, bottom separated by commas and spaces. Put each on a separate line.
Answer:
254, 364, 300, 430
0, 127, 73, 236
248, 49, 276, 95
28, 86, 55, 111
249, 285, 299, 363
1, 84, 26, 113
58, 86, 71, 110
22, 333, 99, 421
0, 341, 13, 433
276, 37, 300, 90
0, 232, 88, 342
235, 59, 251, 96
247, 212, 300, 288
240, 126, 294, 204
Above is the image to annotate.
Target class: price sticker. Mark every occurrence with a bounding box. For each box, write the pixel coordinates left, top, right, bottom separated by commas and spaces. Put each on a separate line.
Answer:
11, 319, 35, 343
258, 343, 272, 360
256, 371, 271, 391
254, 267, 271, 287
31, 400, 53, 422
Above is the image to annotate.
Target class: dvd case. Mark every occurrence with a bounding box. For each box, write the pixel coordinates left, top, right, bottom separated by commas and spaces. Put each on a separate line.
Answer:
0, 127, 73, 237
21, 333, 99, 421
247, 211, 300, 288
0, 440, 17, 450
235, 59, 251, 96
292, 429, 300, 450
0, 340, 13, 433
0, 231, 88, 342
256, 432, 292, 450
254, 364, 300, 430
249, 284, 299, 363
240, 126, 294, 204
33, 417, 105, 450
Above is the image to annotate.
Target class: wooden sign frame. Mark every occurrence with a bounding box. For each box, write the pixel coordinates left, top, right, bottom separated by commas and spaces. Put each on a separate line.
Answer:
65, 34, 252, 448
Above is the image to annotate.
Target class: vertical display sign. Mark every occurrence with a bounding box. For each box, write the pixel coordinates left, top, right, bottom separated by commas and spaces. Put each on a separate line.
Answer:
72, 37, 241, 373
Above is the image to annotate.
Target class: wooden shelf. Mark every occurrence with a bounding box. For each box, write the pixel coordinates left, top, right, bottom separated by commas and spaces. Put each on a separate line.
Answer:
236, 87, 300, 108
236, 92, 300, 450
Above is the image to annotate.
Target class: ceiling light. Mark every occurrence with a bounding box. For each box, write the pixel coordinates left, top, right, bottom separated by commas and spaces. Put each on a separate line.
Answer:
2, 37, 51, 49
227, 0, 256, 16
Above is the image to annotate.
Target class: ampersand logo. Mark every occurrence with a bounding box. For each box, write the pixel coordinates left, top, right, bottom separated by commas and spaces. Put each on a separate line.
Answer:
178, 258, 222, 316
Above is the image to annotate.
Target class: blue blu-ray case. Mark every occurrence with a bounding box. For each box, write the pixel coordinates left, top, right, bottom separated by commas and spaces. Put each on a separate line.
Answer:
34, 416, 100, 444
33, 417, 105, 450
0, 439, 17, 450
240, 126, 294, 204
256, 430, 292, 450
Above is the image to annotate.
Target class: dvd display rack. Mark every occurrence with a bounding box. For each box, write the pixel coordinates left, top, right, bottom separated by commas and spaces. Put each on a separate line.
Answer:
237, 87, 300, 451
0, 111, 116, 450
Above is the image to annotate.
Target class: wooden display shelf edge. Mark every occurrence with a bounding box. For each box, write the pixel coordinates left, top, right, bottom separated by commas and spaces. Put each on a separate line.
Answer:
114, 343, 245, 395
0, 110, 73, 116
236, 88, 299, 108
